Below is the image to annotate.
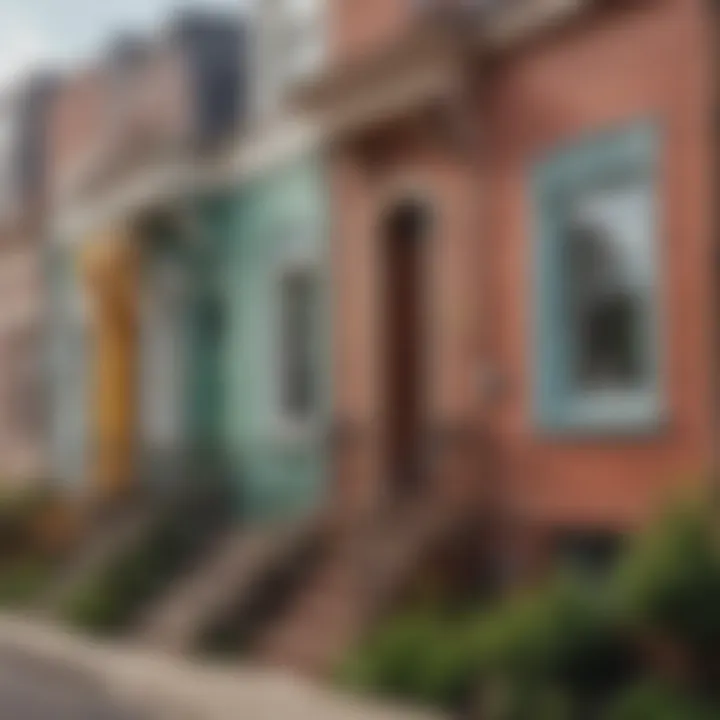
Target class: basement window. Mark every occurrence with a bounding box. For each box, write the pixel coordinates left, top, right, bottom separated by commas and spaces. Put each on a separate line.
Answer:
534, 123, 663, 433
555, 530, 625, 580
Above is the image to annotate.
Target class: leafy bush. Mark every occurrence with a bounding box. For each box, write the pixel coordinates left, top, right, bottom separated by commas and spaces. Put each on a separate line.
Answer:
479, 681, 573, 720
63, 511, 214, 633
474, 577, 635, 702
604, 682, 719, 720
340, 578, 635, 714
339, 497, 720, 714
63, 541, 159, 632
339, 609, 479, 708
613, 500, 720, 664
0, 560, 51, 607
62, 476, 236, 634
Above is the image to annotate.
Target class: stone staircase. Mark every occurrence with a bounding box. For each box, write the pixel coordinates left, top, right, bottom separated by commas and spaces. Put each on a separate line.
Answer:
257, 500, 455, 674
133, 515, 324, 653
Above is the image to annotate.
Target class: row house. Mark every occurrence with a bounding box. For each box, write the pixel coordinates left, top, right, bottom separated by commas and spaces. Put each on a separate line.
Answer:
48, 11, 246, 503
132, 0, 333, 654
47, 0, 329, 523
292, 0, 716, 579
220, 0, 719, 671
43, 0, 720, 674
44, 0, 331, 654
0, 76, 56, 486
217, 0, 329, 522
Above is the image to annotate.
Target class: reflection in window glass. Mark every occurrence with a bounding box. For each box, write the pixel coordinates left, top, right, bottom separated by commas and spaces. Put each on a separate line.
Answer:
561, 185, 650, 392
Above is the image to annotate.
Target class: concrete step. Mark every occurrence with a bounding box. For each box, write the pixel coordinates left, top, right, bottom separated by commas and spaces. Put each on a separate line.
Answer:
135, 517, 320, 653
257, 501, 456, 674
263, 615, 361, 674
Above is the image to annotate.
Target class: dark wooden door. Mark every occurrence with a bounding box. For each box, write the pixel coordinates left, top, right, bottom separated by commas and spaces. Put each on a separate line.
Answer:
384, 204, 426, 497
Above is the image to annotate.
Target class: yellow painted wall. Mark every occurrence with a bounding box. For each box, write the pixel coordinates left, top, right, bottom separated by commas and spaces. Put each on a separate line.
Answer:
80, 227, 139, 501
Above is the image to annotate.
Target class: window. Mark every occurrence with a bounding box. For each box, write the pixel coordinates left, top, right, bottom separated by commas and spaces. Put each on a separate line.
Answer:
534, 124, 662, 431
555, 530, 625, 579
278, 266, 318, 424
254, 0, 325, 118
284, 0, 325, 82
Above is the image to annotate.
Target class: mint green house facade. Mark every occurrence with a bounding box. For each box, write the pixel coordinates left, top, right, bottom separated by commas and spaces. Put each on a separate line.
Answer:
218, 155, 329, 522
137, 199, 234, 491
47, 154, 328, 522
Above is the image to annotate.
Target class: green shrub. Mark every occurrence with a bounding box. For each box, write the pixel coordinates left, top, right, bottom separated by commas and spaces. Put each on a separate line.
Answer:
479, 681, 573, 720
613, 500, 720, 662
340, 577, 635, 713
604, 682, 719, 720
61, 475, 236, 635
0, 560, 51, 607
339, 496, 720, 713
63, 510, 210, 634
473, 576, 636, 716
63, 543, 157, 632
339, 609, 478, 708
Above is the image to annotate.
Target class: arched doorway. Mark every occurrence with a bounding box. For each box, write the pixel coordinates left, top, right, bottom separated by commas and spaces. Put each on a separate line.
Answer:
381, 200, 431, 499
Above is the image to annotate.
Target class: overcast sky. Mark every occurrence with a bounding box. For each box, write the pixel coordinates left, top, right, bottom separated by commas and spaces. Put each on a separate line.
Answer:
0, 0, 244, 90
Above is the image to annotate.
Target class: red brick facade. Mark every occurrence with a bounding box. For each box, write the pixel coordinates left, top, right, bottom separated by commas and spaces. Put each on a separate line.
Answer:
325, 0, 716, 569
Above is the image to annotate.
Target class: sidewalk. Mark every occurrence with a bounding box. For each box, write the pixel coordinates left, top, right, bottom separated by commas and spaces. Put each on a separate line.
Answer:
0, 615, 442, 720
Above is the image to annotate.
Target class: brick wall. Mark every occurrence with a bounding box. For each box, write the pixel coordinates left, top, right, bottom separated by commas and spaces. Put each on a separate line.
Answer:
329, 0, 716, 551
484, 0, 714, 530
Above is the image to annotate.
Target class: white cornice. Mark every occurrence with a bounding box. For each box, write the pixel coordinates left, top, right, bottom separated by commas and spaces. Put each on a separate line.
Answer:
50, 115, 322, 246
227, 117, 322, 180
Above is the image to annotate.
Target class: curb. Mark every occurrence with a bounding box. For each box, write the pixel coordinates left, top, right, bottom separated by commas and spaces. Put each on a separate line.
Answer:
0, 615, 441, 720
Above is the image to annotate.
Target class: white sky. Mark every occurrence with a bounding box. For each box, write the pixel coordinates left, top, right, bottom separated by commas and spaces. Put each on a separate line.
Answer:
0, 0, 245, 91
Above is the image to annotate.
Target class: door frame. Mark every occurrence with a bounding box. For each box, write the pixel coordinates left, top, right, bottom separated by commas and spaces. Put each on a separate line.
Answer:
375, 190, 437, 499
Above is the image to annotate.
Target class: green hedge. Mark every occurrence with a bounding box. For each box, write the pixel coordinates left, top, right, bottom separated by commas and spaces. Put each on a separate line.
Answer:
614, 500, 720, 663
340, 578, 635, 716
339, 609, 480, 708
339, 495, 720, 717
605, 682, 719, 720
0, 560, 51, 607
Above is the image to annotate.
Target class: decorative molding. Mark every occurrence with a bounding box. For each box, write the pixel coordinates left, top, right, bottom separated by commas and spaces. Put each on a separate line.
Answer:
51, 118, 322, 246
484, 0, 591, 49
293, 26, 467, 141
289, 0, 598, 131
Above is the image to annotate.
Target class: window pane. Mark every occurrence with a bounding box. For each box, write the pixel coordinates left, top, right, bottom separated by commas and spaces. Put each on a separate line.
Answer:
560, 182, 651, 393
280, 270, 316, 421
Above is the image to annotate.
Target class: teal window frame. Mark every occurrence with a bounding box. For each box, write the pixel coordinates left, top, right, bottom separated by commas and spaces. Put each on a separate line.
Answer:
533, 122, 664, 434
